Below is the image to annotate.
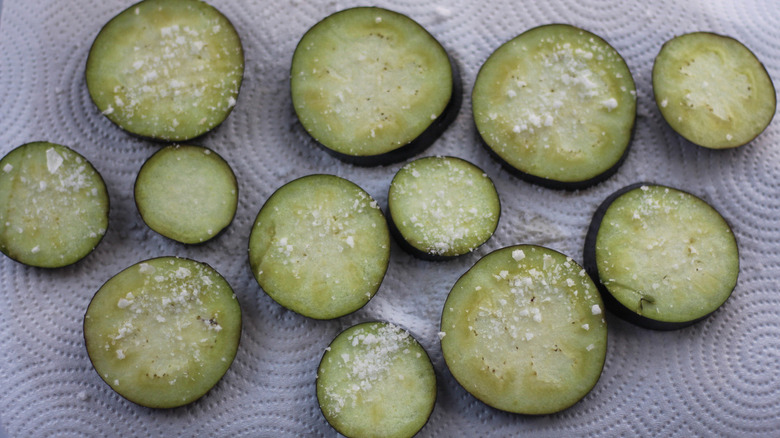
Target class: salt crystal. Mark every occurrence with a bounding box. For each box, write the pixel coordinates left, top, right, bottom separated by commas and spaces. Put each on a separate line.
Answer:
46, 148, 64, 174
175, 267, 191, 278
602, 98, 618, 111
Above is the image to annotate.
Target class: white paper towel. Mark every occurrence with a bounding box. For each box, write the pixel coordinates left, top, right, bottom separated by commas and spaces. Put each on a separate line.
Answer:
0, 0, 778, 436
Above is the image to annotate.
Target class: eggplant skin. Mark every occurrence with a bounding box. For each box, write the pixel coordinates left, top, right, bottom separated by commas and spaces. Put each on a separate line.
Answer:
583, 182, 738, 330
386, 210, 453, 261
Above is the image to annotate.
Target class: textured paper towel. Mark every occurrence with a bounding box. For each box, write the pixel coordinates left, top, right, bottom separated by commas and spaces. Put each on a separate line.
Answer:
1, 0, 779, 436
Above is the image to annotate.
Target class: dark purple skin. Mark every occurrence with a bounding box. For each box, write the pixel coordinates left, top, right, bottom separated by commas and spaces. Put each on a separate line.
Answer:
386, 211, 454, 262
295, 55, 463, 167
583, 182, 737, 330
315, 320, 437, 437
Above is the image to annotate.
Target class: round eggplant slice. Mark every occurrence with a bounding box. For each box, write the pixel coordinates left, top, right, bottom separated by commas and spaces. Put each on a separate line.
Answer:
0, 142, 109, 268
473, 24, 636, 189
86, 0, 244, 141
441, 245, 607, 415
291, 7, 460, 166
317, 321, 436, 438
388, 156, 500, 259
248, 175, 390, 319
584, 183, 739, 330
134, 144, 238, 244
84, 257, 242, 408
652, 32, 776, 149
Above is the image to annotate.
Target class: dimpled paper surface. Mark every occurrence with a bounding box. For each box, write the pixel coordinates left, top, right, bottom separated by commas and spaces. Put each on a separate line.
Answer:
1, 0, 779, 436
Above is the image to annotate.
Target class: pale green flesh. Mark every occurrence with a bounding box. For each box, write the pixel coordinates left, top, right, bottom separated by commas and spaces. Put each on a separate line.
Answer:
248, 175, 390, 319
291, 7, 452, 156
389, 156, 499, 256
317, 322, 436, 438
0, 142, 109, 268
84, 257, 241, 408
595, 185, 738, 323
135, 145, 237, 244
473, 24, 636, 182
653, 32, 776, 149
441, 245, 607, 414
86, 0, 244, 141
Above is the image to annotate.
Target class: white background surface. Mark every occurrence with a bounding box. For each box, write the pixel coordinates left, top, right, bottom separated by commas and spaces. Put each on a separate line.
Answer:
1, 0, 779, 436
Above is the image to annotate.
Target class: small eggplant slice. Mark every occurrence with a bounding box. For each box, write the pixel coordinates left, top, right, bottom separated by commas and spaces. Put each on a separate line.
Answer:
317, 321, 436, 438
653, 32, 776, 149
248, 175, 390, 320
134, 144, 238, 244
0, 142, 109, 268
387, 156, 500, 259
